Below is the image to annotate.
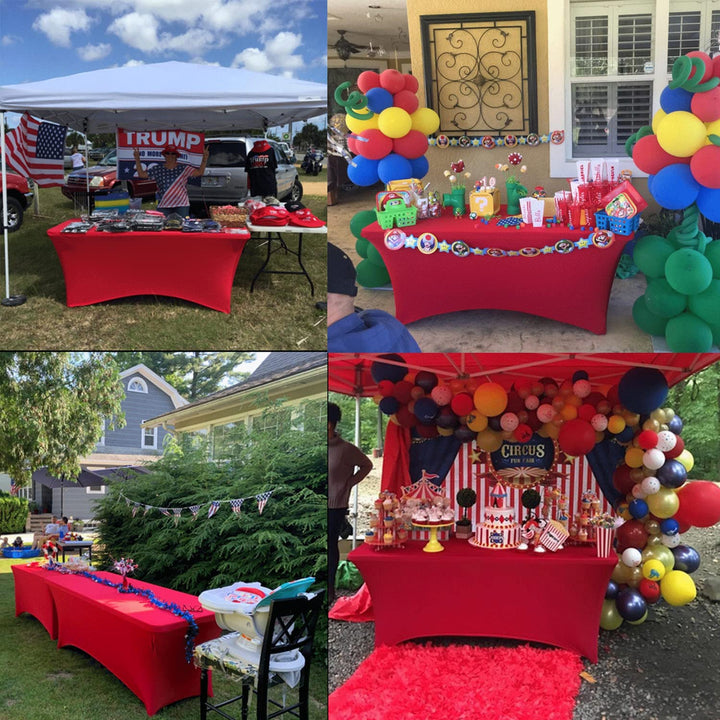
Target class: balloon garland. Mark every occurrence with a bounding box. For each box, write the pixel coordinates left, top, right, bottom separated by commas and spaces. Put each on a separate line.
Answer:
369, 355, 720, 630
628, 52, 720, 351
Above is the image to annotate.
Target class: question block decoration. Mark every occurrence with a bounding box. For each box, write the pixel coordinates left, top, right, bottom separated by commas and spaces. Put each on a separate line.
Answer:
469, 188, 500, 217
627, 51, 720, 351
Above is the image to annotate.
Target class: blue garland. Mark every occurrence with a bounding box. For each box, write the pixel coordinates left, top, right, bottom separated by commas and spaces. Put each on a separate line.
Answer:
44, 564, 199, 662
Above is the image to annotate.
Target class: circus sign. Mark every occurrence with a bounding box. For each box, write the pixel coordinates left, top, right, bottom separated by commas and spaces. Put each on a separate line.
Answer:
487, 435, 559, 488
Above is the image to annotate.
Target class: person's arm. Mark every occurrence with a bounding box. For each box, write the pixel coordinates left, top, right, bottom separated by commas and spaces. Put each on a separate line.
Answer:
190, 147, 210, 177
133, 148, 148, 179
346, 443, 374, 488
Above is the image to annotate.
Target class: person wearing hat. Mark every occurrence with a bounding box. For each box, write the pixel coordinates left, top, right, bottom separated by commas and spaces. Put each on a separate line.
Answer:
133, 144, 210, 216
327, 242, 421, 352
245, 139, 278, 198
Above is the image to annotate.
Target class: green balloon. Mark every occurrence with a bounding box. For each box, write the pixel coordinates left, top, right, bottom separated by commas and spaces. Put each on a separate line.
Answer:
633, 296, 668, 336
665, 248, 713, 295
599, 599, 624, 631
665, 312, 714, 352
355, 237, 370, 259
688, 279, 720, 325
633, 235, 676, 278
707, 319, 720, 347
356, 259, 390, 288
645, 278, 687, 318
366, 243, 387, 268
350, 210, 378, 241
705, 240, 720, 279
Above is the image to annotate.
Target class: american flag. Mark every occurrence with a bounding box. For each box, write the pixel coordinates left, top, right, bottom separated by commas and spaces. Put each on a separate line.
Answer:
189, 505, 200, 520
172, 508, 182, 525
255, 491, 273, 515
230, 498, 245, 515
207, 501, 221, 519
9, 479, 17, 496
4, 113, 67, 187
159, 507, 171, 517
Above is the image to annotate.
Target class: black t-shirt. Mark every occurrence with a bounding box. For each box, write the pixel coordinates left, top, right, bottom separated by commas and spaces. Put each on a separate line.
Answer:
245, 147, 278, 197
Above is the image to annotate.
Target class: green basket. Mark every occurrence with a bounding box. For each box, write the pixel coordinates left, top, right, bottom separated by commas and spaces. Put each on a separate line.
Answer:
376, 207, 418, 230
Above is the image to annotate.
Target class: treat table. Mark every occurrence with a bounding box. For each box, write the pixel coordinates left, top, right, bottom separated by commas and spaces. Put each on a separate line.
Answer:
362, 209, 632, 334
48, 220, 249, 313
56, 540, 94, 563
349, 539, 616, 661
12, 565, 221, 715
246, 221, 327, 295
12, 563, 58, 638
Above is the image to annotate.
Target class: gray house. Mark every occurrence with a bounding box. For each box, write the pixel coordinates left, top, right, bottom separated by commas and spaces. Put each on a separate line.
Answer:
33, 364, 187, 519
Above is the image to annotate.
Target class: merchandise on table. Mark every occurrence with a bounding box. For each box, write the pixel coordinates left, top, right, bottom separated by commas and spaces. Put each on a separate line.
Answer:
61, 221, 95, 233
209, 204, 248, 227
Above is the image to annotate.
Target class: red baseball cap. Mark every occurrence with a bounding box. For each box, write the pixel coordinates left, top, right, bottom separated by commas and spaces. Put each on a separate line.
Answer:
162, 145, 180, 155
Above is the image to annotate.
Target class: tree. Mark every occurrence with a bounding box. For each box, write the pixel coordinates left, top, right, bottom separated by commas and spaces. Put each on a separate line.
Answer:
109, 352, 253, 400
66, 131, 84, 148
0, 352, 125, 486
293, 122, 325, 151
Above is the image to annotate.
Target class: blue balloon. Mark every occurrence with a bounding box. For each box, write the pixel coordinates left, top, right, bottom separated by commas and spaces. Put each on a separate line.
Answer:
697, 187, 720, 223
660, 86, 693, 113
413, 397, 439, 424
616, 587, 647, 622
365, 87, 394, 114
667, 414, 683, 435
377, 152, 413, 184
656, 458, 687, 488
616, 426, 635, 443
409, 154, 430, 179
605, 580, 619, 599
347, 155, 380, 187
572, 370, 589, 382
379, 396, 400, 416
618, 367, 669, 415
671, 544, 701, 573
659, 518, 680, 535
651, 164, 701, 210
629, 498, 649, 519
370, 353, 407, 383
647, 173, 655, 195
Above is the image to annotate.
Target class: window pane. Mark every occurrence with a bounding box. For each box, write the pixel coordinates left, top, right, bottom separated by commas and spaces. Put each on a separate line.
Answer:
711, 11, 720, 55
616, 82, 652, 145
617, 14, 652, 74
574, 16, 608, 76
572, 83, 610, 153
668, 12, 701, 71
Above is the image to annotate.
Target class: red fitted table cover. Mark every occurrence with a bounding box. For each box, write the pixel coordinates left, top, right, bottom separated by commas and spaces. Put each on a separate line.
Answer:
48, 220, 249, 313
349, 539, 616, 661
12, 564, 58, 638
362, 209, 631, 333
37, 569, 220, 715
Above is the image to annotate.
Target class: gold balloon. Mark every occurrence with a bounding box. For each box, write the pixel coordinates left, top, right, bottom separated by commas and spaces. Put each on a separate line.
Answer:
372, 394, 382, 405
628, 610, 649, 625
624, 412, 641, 427
646, 535, 662, 546
466, 412, 488, 432
630, 468, 645, 482
611, 560, 628, 583
599, 599, 624, 630
625, 447, 645, 468
543, 422, 560, 439
626, 566, 643, 588
650, 409, 665, 422
642, 418, 660, 432
677, 449, 694, 473
437, 426, 454, 436
660, 424, 669, 431
476, 428, 503, 452
645, 519, 661, 535
646, 487, 680, 519
643, 544, 675, 572
663, 408, 675, 422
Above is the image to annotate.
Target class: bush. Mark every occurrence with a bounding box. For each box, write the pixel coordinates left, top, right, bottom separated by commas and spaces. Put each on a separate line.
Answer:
0, 494, 29, 534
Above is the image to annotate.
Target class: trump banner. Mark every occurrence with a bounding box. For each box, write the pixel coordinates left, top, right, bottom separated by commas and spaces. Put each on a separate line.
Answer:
116, 128, 205, 182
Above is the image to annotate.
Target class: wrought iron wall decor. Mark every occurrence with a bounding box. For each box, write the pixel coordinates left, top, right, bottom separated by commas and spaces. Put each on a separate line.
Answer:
420, 12, 538, 136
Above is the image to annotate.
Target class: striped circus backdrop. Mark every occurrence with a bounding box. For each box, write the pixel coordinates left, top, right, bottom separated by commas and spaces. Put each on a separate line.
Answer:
411, 442, 613, 541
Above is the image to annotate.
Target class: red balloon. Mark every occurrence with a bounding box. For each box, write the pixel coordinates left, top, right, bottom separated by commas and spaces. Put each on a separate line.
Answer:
450, 392, 475, 416
690, 145, 720, 189
415, 423, 439, 438
505, 391, 525, 414
675, 481, 720, 527
664, 435, 684, 459
393, 89, 419, 115
613, 464, 637, 496
392, 379, 414, 404
687, 51, 714, 83
357, 71, 380, 93
378, 380, 395, 397
637, 430, 659, 450
632, 134, 689, 175
690, 85, 720, 123
525, 409, 542, 431
585, 391, 606, 408
404, 73, 419, 93
578, 403, 596, 422
607, 385, 620, 407
355, 129, 393, 160
347, 136, 359, 155
615, 519, 649, 552
392, 130, 428, 159
638, 578, 662, 604
558, 418, 596, 456
395, 406, 417, 428
379, 69, 405, 94
514, 424, 533, 443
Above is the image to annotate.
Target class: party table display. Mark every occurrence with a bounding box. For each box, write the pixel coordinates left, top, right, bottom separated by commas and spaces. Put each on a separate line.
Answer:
365, 491, 408, 548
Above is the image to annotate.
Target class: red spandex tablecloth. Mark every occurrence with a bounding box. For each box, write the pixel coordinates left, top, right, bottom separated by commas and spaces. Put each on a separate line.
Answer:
349, 539, 616, 661
13, 565, 221, 715
48, 220, 249, 313
362, 209, 632, 333
12, 563, 58, 638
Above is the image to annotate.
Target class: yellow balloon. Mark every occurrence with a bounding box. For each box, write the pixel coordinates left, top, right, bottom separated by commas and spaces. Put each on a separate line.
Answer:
608, 415, 626, 434
628, 610, 649, 625
345, 111, 379, 134
641, 558, 666, 581
410, 107, 440, 135
560, 404, 578, 421
651, 544, 676, 572
646, 487, 680, 519
437, 425, 455, 436
657, 111, 708, 157
539, 422, 560, 439
599, 599, 624, 630
677, 449, 694, 473
466, 412, 488, 432
625, 447, 645, 468
616, 502, 631, 521
706, 119, 720, 144
652, 108, 667, 134
473, 382, 508, 417
377, 107, 412, 139
660, 570, 697, 606
476, 428, 503, 452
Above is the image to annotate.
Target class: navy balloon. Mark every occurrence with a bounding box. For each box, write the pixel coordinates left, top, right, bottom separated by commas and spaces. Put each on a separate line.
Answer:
616, 587, 647, 622
415, 371, 438, 393
660, 85, 693, 113
629, 498, 649, 519
650, 164, 701, 210
667, 414, 683, 435
697, 187, 720, 223
488, 415, 503, 431
413, 397, 439, 424
605, 580, 619, 599
656, 458, 687, 488
347, 155, 380, 187
659, 518, 680, 536
455, 425, 476, 443
572, 370, 589, 382
378, 153, 413, 184
365, 87, 393, 114
436, 406, 459, 429
409, 155, 430, 179
379, 396, 399, 416
618, 367, 669, 414
617, 426, 635, 443
370, 353, 407, 383
671, 545, 701, 573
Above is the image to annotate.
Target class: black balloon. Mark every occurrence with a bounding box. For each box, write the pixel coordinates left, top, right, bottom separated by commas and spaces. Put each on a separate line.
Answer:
521, 489, 541, 509
370, 353, 407, 383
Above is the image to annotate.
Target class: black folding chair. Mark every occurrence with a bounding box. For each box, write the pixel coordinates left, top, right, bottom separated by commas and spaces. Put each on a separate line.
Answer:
195, 591, 324, 720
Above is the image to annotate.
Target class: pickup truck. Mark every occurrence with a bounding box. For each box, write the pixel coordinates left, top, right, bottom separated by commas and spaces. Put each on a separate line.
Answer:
1, 172, 35, 232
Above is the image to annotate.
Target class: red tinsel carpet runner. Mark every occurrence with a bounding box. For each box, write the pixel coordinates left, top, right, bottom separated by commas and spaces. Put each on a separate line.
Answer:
329, 642, 583, 720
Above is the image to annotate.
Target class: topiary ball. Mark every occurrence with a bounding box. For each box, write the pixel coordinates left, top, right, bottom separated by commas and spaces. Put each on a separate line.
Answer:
632, 295, 669, 336
644, 278, 687, 318
665, 248, 713, 295
687, 279, 720, 325
704, 240, 720, 279
633, 234, 676, 278
356, 259, 390, 288
355, 236, 370, 259
665, 312, 714, 351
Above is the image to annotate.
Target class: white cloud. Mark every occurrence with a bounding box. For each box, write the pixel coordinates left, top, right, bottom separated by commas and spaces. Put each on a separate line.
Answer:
158, 28, 218, 56
77, 42, 112, 61
108, 12, 160, 52
232, 31, 305, 76
122, 59, 146, 67
32, 8, 93, 47
1, 35, 20, 46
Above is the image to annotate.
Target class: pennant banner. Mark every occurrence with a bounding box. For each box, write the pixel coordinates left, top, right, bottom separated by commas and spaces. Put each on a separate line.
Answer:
256, 491, 273, 515
230, 498, 244, 515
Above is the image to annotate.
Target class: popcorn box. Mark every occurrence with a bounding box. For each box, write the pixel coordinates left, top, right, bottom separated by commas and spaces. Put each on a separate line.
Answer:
468, 188, 500, 216
595, 527, 615, 558
539, 520, 570, 552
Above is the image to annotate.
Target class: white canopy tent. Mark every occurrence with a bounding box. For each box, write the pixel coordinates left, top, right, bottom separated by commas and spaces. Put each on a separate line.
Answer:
0, 61, 326, 303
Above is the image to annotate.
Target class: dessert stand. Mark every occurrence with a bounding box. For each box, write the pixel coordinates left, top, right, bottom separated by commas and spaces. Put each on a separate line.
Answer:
411, 521, 454, 553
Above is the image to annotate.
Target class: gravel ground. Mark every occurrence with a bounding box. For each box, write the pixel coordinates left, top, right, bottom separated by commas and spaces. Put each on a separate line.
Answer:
331, 464, 720, 719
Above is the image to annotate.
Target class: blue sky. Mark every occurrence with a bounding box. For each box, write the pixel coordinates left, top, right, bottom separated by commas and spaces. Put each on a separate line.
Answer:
0, 0, 327, 132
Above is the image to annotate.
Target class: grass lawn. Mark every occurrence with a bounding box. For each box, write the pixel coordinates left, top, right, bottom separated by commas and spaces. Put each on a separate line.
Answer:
0, 185, 327, 350
0, 558, 328, 720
